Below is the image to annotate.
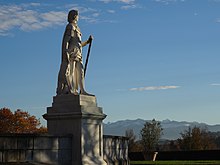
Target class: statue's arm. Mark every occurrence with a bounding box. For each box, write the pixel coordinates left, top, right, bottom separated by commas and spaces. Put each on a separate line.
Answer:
81, 40, 89, 47
63, 24, 74, 55
82, 35, 93, 47
60, 24, 74, 64
63, 35, 72, 53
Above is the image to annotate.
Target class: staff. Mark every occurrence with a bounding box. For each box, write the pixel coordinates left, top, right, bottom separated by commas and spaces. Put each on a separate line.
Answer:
84, 35, 93, 77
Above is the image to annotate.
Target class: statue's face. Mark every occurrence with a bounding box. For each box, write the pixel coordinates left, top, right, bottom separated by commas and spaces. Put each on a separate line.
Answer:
75, 15, 79, 22
68, 10, 79, 23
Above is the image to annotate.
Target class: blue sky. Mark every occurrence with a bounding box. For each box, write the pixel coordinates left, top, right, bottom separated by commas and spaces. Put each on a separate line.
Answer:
1, 0, 220, 125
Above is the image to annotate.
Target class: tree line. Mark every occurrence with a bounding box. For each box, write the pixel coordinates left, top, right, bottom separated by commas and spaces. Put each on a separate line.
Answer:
126, 119, 220, 152
1, 108, 220, 151
0, 108, 47, 134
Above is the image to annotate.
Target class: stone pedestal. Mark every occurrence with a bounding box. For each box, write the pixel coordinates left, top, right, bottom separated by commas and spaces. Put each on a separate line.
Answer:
43, 94, 107, 165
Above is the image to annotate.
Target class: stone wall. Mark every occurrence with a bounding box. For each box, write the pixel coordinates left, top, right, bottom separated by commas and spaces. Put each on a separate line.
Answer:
0, 134, 128, 165
0, 134, 72, 165
103, 135, 129, 165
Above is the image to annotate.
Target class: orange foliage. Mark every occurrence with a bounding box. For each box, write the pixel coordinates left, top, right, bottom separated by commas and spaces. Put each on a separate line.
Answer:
0, 108, 47, 134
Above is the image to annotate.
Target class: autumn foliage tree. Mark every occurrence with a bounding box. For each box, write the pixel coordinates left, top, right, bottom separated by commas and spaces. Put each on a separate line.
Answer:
178, 126, 216, 150
0, 108, 47, 133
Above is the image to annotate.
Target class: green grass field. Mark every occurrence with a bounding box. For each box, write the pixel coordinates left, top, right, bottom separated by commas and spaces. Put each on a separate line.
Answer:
130, 160, 220, 165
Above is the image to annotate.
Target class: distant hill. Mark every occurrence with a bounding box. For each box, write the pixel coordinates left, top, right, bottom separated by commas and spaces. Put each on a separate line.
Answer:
103, 119, 220, 140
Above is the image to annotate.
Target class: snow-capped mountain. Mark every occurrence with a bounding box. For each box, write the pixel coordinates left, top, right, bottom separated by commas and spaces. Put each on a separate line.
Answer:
103, 119, 220, 140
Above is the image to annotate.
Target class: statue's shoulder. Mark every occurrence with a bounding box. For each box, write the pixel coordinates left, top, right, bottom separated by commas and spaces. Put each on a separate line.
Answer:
64, 23, 77, 36
66, 23, 76, 31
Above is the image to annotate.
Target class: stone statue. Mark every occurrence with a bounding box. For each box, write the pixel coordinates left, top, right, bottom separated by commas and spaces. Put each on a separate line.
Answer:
56, 10, 93, 95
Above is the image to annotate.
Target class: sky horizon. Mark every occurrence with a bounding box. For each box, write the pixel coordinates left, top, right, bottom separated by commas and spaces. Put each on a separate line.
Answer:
1, 0, 220, 126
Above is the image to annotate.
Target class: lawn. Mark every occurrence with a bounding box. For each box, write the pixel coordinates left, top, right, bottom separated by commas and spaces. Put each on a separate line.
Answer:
130, 160, 220, 165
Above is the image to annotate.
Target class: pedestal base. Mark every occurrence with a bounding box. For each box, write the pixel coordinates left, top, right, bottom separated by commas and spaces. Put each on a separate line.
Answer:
43, 94, 107, 165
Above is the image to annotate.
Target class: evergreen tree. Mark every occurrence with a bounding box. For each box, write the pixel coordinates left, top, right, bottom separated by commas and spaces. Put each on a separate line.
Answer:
140, 119, 163, 152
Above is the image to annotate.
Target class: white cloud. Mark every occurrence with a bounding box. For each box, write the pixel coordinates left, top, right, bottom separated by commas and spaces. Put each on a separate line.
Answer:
129, 85, 180, 91
0, 1, 143, 36
99, 0, 112, 3
154, 0, 176, 2
0, 3, 103, 36
92, 12, 100, 17
118, 0, 136, 4
212, 0, 220, 2
121, 4, 140, 10
0, 4, 67, 36
153, 0, 185, 4
107, 10, 116, 13
97, 0, 140, 10
65, 4, 98, 14
22, 3, 41, 8
99, 0, 135, 4
216, 18, 220, 23
210, 83, 220, 86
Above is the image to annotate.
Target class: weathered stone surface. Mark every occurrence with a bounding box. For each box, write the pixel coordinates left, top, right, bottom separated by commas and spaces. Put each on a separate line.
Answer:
0, 134, 129, 165
34, 137, 58, 150
44, 94, 107, 165
103, 135, 129, 165
0, 135, 72, 165
17, 137, 33, 150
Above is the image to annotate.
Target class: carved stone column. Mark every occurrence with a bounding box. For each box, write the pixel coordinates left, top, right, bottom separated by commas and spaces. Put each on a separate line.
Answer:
43, 94, 107, 165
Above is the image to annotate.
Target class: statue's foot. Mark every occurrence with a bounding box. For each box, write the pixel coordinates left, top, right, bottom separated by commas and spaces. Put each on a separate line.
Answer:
71, 89, 79, 95
73, 91, 79, 95
80, 91, 94, 96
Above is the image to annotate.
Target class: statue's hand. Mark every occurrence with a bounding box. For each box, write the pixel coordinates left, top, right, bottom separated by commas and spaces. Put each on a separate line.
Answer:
88, 35, 93, 43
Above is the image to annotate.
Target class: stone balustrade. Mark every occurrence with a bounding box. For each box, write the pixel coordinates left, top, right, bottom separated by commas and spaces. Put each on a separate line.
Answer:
103, 135, 129, 165
0, 134, 72, 164
0, 134, 128, 165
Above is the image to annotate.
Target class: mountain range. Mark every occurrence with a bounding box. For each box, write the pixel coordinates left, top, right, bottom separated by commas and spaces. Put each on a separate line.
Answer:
103, 119, 220, 140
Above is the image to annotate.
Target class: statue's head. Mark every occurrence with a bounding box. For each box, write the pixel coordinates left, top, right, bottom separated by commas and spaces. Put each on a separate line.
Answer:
68, 10, 79, 23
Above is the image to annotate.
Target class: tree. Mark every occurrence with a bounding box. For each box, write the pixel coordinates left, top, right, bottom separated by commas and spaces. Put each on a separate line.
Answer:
210, 131, 220, 149
178, 126, 216, 150
125, 129, 136, 152
0, 108, 47, 133
160, 140, 181, 151
140, 119, 163, 152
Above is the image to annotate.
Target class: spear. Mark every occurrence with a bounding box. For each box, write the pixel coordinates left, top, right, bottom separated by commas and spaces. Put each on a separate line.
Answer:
84, 37, 93, 77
